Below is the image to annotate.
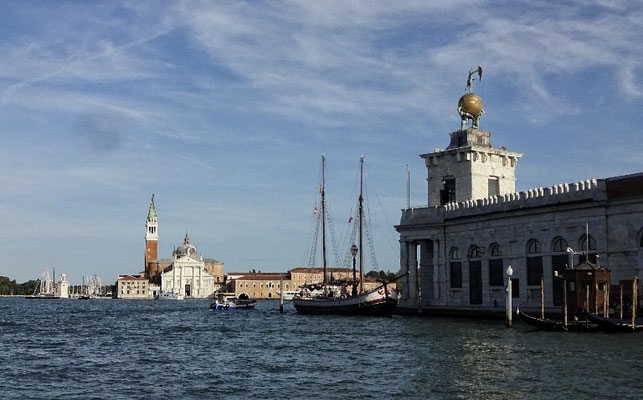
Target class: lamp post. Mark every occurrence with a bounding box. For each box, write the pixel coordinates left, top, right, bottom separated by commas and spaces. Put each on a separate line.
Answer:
351, 244, 358, 296
506, 265, 513, 328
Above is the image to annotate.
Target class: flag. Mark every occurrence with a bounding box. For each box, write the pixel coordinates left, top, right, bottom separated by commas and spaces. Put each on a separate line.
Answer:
348, 216, 353, 223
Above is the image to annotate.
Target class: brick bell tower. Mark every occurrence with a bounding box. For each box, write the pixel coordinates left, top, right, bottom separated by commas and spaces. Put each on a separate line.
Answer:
144, 194, 158, 277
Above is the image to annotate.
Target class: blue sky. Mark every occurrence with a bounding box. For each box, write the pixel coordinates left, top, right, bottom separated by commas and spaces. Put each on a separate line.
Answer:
1, 1, 642, 283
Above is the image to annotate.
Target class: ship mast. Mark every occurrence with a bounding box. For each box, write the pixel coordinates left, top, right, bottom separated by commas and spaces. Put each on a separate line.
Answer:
322, 154, 328, 284
359, 156, 364, 293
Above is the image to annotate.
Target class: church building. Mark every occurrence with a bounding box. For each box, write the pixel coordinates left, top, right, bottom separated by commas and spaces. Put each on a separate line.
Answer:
142, 196, 225, 298
396, 72, 643, 315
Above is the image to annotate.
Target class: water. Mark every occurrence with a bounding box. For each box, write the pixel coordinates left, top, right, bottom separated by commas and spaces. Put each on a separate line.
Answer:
1, 298, 642, 400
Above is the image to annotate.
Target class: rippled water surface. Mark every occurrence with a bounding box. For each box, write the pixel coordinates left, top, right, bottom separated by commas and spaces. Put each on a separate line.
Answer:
1, 298, 643, 399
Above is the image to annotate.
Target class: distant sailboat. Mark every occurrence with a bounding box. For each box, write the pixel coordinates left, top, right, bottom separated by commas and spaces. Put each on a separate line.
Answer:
293, 155, 399, 316
25, 269, 62, 299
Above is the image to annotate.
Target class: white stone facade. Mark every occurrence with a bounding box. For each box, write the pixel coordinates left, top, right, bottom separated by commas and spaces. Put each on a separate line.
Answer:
159, 234, 219, 298
397, 128, 643, 313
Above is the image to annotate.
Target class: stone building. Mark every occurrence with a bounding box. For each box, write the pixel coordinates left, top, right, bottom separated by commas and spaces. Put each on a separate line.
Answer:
117, 274, 150, 299
396, 87, 643, 314
160, 233, 225, 298
226, 268, 393, 299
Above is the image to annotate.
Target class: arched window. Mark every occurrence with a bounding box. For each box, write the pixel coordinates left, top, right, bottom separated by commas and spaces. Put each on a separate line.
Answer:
449, 247, 462, 288
468, 245, 481, 259
527, 239, 542, 254
551, 237, 568, 306
489, 243, 504, 287
552, 237, 568, 253
490, 243, 502, 257
526, 239, 543, 286
579, 234, 597, 263
450, 247, 461, 260
468, 246, 483, 304
580, 235, 597, 252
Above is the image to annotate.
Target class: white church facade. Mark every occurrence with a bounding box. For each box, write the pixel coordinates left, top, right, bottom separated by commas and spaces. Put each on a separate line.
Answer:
160, 233, 221, 299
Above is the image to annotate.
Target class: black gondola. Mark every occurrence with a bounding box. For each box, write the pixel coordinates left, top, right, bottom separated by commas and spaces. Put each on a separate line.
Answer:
517, 307, 600, 332
517, 307, 568, 331
583, 312, 643, 333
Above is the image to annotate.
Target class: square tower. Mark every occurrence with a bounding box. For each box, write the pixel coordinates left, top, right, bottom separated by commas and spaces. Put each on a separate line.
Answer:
145, 195, 159, 271
421, 128, 522, 206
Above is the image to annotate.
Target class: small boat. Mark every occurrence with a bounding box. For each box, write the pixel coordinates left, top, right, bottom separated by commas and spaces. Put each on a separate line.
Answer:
210, 293, 256, 310
583, 312, 643, 333
276, 290, 299, 301
516, 307, 600, 332
157, 291, 184, 300
517, 307, 568, 331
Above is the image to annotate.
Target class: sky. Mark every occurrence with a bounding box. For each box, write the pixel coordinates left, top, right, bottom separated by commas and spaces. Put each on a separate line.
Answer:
1, 0, 642, 284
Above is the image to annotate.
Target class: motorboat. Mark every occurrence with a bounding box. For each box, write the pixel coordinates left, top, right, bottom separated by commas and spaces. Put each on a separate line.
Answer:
157, 291, 184, 300
210, 293, 256, 310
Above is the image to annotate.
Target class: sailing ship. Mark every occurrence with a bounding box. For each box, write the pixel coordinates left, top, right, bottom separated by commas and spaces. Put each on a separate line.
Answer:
25, 269, 63, 299
78, 275, 103, 300
293, 155, 399, 316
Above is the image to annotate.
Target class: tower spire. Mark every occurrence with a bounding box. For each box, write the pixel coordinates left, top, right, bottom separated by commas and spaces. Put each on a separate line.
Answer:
148, 194, 157, 218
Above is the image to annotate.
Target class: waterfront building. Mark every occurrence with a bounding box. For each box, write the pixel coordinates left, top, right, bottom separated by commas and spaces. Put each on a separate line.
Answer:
396, 77, 643, 314
226, 268, 394, 299
160, 233, 224, 298
117, 275, 150, 299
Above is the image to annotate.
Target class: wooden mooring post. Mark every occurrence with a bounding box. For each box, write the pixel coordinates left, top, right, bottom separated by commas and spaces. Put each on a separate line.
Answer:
620, 283, 623, 320
633, 276, 638, 332
563, 278, 568, 328
279, 279, 284, 314
540, 277, 545, 319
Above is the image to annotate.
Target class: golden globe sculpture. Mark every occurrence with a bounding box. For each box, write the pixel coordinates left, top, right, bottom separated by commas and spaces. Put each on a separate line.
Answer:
458, 93, 483, 117
458, 67, 485, 130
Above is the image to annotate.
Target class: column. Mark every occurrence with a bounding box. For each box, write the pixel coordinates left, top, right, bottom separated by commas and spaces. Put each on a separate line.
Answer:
400, 241, 409, 301
408, 241, 418, 306
419, 240, 434, 306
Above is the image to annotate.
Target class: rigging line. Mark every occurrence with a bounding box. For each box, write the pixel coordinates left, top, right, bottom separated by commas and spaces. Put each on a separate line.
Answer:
337, 163, 360, 257
361, 180, 379, 270
303, 159, 324, 267
364, 167, 401, 263
325, 197, 343, 268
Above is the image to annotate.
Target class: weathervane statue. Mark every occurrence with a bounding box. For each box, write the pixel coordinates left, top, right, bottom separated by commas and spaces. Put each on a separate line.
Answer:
458, 66, 485, 130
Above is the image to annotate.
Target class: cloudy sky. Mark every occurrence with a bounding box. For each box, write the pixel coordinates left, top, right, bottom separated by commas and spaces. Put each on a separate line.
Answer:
1, 1, 642, 283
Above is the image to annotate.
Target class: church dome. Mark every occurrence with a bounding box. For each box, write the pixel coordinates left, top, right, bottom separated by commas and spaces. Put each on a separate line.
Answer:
174, 233, 198, 258
458, 93, 483, 117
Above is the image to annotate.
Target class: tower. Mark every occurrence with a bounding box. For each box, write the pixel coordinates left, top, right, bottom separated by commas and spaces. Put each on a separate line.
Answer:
145, 194, 158, 275
421, 69, 522, 206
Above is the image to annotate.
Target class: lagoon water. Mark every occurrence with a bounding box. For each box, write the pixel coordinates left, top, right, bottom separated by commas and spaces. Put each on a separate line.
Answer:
1, 298, 642, 399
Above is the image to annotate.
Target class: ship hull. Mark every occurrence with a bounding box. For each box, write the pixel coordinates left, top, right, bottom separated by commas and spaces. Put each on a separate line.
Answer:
293, 288, 398, 317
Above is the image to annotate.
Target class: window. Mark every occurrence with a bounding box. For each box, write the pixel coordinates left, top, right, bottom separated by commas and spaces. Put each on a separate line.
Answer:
526, 239, 543, 286
468, 246, 481, 259
488, 177, 500, 197
450, 246, 462, 288
552, 237, 568, 253
528, 239, 542, 254
440, 178, 456, 205
490, 243, 502, 257
489, 259, 504, 286
527, 257, 543, 286
450, 247, 461, 260
450, 262, 462, 288
579, 235, 597, 263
